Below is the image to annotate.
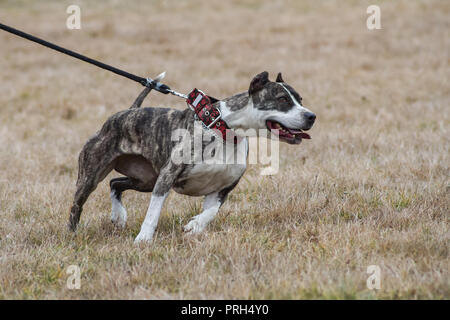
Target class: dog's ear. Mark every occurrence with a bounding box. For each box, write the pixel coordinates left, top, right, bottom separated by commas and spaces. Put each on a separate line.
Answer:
249, 71, 269, 95
276, 72, 284, 83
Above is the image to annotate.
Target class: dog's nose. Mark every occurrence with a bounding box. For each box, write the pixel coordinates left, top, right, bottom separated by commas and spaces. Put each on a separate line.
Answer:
304, 112, 316, 123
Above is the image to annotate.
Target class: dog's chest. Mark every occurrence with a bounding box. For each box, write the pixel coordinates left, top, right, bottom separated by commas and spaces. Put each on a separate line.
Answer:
173, 139, 248, 196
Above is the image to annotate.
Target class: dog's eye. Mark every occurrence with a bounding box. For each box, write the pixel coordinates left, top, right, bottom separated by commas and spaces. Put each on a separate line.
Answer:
278, 96, 290, 104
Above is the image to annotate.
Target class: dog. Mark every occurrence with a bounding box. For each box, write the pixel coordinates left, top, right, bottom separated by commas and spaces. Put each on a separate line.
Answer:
68, 71, 316, 243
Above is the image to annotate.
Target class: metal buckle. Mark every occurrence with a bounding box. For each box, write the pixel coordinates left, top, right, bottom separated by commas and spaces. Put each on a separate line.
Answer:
186, 89, 222, 129
207, 109, 222, 128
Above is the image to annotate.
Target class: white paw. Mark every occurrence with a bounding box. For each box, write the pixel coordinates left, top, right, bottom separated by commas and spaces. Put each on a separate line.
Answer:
134, 231, 154, 244
111, 197, 127, 228
183, 216, 206, 235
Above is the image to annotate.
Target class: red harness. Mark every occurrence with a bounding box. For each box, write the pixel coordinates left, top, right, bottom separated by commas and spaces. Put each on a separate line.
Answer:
186, 88, 238, 143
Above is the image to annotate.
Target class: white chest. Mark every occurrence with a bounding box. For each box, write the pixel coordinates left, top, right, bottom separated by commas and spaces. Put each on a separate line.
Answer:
173, 139, 248, 196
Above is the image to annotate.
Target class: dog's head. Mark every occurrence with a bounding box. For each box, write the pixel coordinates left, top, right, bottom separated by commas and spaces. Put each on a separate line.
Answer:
248, 71, 316, 144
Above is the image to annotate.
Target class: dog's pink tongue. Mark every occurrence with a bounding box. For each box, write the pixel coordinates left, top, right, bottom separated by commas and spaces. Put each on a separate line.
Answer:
299, 132, 311, 139
286, 128, 311, 139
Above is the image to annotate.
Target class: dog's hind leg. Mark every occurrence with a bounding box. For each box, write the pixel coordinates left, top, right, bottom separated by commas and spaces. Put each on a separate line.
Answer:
110, 177, 131, 228
69, 138, 117, 231
109, 177, 154, 228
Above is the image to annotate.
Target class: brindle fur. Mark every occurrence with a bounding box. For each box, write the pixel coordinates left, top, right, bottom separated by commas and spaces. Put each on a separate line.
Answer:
68, 72, 316, 240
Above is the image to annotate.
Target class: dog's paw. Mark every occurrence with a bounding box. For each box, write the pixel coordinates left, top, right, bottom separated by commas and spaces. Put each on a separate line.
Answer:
111, 215, 127, 228
111, 201, 127, 228
183, 217, 205, 235
134, 232, 153, 244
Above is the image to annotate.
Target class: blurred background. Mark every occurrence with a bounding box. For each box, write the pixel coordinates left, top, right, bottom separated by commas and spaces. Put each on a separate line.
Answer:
0, 0, 448, 299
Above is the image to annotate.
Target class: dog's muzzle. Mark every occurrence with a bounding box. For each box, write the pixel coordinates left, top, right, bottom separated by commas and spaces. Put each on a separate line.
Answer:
302, 111, 316, 130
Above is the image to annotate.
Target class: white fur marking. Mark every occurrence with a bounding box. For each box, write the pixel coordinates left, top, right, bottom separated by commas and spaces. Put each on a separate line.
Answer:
220, 97, 263, 130
134, 192, 168, 243
219, 100, 232, 119
265, 83, 313, 129
173, 138, 248, 196
110, 191, 127, 228
279, 83, 312, 114
184, 193, 221, 234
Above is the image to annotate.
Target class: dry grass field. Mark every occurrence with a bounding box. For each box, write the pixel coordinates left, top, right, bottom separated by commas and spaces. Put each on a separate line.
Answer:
0, 0, 448, 299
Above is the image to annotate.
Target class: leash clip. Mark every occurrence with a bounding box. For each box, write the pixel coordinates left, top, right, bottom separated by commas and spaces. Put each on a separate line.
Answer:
144, 76, 171, 94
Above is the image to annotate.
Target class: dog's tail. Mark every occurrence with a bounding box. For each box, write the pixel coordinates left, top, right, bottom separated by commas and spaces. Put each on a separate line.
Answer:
130, 71, 166, 109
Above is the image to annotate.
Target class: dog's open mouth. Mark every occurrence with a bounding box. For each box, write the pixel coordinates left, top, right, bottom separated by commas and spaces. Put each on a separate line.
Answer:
266, 120, 311, 144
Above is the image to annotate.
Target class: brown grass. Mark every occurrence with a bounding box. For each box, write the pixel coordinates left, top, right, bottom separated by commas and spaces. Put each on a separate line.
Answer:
0, 0, 448, 299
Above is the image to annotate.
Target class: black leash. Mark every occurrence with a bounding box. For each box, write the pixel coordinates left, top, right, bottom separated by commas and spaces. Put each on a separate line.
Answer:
0, 23, 232, 140
0, 22, 172, 94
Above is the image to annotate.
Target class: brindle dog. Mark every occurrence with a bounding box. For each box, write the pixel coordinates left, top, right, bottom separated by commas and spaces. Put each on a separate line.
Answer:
68, 72, 316, 243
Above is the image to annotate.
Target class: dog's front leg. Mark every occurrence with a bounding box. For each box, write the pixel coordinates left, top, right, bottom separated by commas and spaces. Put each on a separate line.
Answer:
183, 192, 222, 235
134, 161, 183, 244
134, 191, 168, 244
183, 181, 239, 235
